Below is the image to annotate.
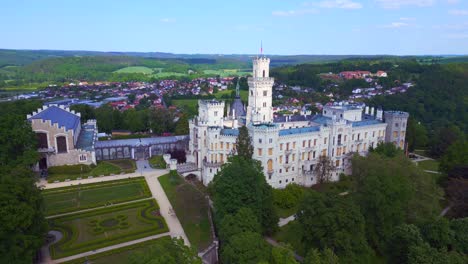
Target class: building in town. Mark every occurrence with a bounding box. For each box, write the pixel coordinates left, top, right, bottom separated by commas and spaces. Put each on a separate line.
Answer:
187, 55, 409, 188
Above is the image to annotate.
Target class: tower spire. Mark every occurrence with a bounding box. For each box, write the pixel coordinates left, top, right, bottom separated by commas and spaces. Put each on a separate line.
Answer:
235, 78, 240, 97
260, 40, 263, 56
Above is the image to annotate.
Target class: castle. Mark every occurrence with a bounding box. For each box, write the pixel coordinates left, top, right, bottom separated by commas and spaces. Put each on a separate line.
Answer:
187, 56, 409, 188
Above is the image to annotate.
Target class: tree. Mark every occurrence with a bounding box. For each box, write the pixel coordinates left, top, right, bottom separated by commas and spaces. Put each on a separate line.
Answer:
445, 175, 468, 218
273, 183, 304, 210
313, 155, 335, 184
236, 126, 253, 159
95, 104, 115, 133
0, 167, 47, 264
174, 114, 189, 135
122, 108, 145, 133
370, 142, 402, 158
387, 224, 425, 264
439, 140, 468, 173
296, 191, 372, 262
211, 156, 278, 234
271, 245, 298, 264
304, 248, 340, 264
221, 232, 271, 264
149, 107, 176, 135
128, 237, 201, 264
405, 117, 428, 152
351, 153, 442, 252
429, 126, 464, 158
419, 218, 453, 250
407, 243, 465, 264
218, 207, 261, 243
450, 218, 468, 254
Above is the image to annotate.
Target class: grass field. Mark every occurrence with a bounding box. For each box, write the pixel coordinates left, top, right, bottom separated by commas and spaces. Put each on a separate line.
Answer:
203, 69, 250, 77
43, 177, 151, 216
151, 72, 188, 78
47, 159, 136, 183
62, 236, 172, 264
114, 66, 154, 74
49, 199, 168, 259
172, 99, 199, 116
158, 172, 212, 251
214, 89, 248, 101
417, 159, 440, 171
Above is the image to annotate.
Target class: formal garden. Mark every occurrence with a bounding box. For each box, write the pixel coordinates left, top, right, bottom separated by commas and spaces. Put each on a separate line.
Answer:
62, 236, 173, 264
43, 177, 151, 216
48, 199, 168, 259
46, 159, 136, 183
158, 171, 213, 251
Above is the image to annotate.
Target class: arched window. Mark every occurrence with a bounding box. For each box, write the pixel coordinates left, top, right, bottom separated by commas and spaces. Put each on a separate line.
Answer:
267, 159, 273, 172
36, 132, 48, 148
263, 70, 265, 77
56, 136, 67, 153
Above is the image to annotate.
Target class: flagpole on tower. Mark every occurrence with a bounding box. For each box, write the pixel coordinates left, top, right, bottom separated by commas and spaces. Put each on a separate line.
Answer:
260, 40, 263, 56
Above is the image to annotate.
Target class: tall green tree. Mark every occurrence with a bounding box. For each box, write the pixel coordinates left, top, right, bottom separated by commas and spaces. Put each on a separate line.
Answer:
211, 156, 278, 234
439, 140, 468, 173
221, 231, 271, 264
304, 248, 340, 264
271, 245, 298, 264
236, 126, 253, 159
313, 155, 335, 184
296, 191, 372, 263
218, 207, 261, 243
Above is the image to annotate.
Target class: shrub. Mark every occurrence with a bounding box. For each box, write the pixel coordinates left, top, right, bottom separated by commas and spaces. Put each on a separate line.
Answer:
149, 155, 167, 169
273, 183, 304, 209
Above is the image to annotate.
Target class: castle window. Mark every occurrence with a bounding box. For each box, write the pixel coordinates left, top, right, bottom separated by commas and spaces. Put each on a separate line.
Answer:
36, 132, 48, 149
263, 70, 266, 77
259, 138, 262, 143
79, 154, 87, 161
214, 111, 218, 116
314, 139, 317, 146
280, 143, 283, 150
286, 179, 289, 183
372, 131, 375, 137
279, 155, 283, 164
293, 142, 296, 149
269, 138, 273, 143
56, 136, 67, 153
263, 91, 267, 96
336, 160, 340, 167
263, 102, 266, 107
268, 148, 273, 155
313, 151, 316, 159
337, 134, 342, 145
365, 132, 368, 138
344, 135, 347, 142
292, 178, 295, 182
258, 148, 263, 156
395, 123, 399, 127
303, 140, 306, 147
279, 180, 282, 184
280, 169, 282, 173
251, 90, 253, 96
324, 137, 327, 144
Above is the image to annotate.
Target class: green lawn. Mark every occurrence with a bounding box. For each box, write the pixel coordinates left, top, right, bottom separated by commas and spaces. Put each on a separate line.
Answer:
62, 236, 172, 264
114, 66, 154, 74
158, 172, 212, 251
214, 89, 248, 101
148, 155, 166, 169
417, 159, 440, 171
43, 177, 151, 216
47, 159, 136, 183
172, 99, 199, 116
49, 199, 168, 259
203, 69, 250, 77
151, 72, 187, 78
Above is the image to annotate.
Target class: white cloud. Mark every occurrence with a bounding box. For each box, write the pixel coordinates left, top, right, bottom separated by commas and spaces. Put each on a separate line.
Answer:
160, 18, 176, 23
315, 0, 363, 9
380, 22, 409, 28
375, 0, 434, 9
449, 9, 468, 16
272, 9, 318, 16
446, 0, 460, 4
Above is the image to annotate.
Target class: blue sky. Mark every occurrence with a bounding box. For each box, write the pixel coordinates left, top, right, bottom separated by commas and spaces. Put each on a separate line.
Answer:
1, 0, 468, 55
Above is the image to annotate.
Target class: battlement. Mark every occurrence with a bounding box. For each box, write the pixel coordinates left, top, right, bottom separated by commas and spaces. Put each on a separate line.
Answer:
384, 111, 409, 118
199, 99, 224, 107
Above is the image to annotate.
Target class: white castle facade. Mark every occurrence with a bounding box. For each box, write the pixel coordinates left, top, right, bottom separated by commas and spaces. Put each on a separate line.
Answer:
187, 56, 409, 188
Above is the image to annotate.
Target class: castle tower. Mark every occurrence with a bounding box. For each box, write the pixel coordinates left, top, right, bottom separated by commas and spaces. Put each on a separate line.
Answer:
384, 111, 409, 149
246, 56, 274, 124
